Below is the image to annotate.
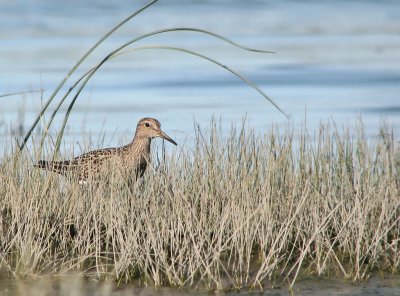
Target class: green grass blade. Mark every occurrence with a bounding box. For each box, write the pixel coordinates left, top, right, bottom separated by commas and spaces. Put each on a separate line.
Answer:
44, 26, 276, 138
0, 89, 44, 98
108, 27, 276, 54
119, 45, 287, 116
19, 0, 159, 152
41, 27, 278, 154
52, 45, 287, 154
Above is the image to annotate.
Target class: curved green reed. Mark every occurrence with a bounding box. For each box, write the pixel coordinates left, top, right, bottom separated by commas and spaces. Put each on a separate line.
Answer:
19, 4, 286, 154
53, 44, 287, 153
38, 28, 280, 154
43, 27, 276, 131
19, 0, 159, 152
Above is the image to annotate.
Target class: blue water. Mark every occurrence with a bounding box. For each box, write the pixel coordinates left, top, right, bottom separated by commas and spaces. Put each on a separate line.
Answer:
1, 0, 400, 152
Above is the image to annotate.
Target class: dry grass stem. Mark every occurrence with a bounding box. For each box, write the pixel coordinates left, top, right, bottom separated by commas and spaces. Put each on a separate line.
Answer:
1, 121, 399, 290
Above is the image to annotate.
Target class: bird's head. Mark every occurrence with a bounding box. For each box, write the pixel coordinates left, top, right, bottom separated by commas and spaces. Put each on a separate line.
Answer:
135, 117, 177, 145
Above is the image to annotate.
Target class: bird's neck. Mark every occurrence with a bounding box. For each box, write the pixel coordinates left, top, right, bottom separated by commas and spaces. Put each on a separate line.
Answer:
127, 136, 151, 156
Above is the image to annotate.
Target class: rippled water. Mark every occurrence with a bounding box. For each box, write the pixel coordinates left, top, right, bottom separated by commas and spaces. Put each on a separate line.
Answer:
1, 0, 399, 152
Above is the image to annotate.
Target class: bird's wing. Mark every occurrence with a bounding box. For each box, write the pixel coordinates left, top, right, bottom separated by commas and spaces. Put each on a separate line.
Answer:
72, 147, 123, 167
73, 147, 129, 181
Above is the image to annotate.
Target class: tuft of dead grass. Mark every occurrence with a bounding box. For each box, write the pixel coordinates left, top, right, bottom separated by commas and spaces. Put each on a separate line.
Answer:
0, 121, 399, 290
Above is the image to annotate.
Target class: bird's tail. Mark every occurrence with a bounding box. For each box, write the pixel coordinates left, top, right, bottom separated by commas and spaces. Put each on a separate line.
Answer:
35, 160, 72, 175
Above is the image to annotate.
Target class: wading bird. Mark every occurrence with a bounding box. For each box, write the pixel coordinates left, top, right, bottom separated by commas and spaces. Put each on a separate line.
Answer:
36, 117, 177, 184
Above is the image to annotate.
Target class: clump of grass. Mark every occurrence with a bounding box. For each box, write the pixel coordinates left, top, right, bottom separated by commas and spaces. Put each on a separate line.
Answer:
0, 120, 399, 290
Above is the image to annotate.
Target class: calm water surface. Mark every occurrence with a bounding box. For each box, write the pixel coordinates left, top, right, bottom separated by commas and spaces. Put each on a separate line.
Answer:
0, 0, 399, 152
1, 273, 400, 295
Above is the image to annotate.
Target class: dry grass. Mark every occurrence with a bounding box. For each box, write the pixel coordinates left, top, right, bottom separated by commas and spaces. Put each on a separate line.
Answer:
0, 121, 399, 290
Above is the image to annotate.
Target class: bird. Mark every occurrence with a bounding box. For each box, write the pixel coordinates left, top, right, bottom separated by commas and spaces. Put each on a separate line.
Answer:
35, 117, 177, 184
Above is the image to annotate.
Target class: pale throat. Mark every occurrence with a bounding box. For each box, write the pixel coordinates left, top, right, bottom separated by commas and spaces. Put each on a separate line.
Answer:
129, 136, 152, 156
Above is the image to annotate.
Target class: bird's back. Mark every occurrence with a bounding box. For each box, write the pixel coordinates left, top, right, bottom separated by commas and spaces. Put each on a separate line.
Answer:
36, 144, 148, 182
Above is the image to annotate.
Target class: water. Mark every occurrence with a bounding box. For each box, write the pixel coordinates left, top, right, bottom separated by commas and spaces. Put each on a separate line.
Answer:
1, 0, 399, 151
1, 273, 400, 295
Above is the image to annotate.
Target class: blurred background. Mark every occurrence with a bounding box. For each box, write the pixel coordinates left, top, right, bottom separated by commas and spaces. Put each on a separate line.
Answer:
0, 0, 399, 152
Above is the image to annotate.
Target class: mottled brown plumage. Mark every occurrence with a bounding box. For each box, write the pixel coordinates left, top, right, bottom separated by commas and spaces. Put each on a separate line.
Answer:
36, 118, 177, 183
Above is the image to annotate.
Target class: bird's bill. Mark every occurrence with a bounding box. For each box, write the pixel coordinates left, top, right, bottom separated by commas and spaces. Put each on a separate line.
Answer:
159, 130, 177, 145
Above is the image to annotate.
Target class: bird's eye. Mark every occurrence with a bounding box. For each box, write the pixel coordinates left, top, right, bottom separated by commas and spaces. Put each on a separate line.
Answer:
145, 122, 150, 127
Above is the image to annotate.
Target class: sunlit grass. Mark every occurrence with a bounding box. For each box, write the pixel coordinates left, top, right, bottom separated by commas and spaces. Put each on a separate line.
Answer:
1, 1, 399, 292
1, 120, 399, 290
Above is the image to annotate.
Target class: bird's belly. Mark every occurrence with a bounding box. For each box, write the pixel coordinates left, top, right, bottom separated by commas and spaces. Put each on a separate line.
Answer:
77, 154, 148, 181
118, 156, 148, 178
